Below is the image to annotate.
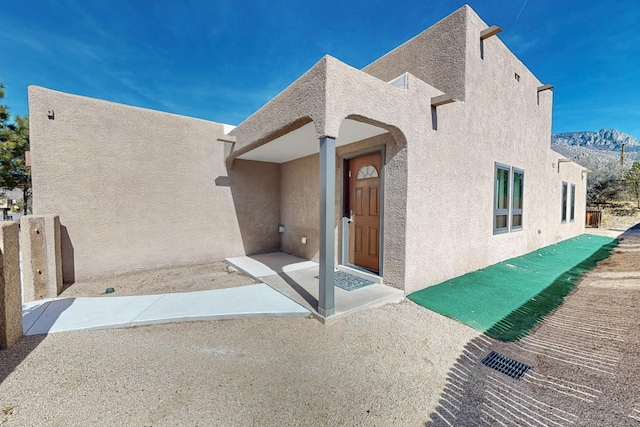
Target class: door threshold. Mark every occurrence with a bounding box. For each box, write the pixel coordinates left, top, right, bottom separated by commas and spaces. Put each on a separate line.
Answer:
337, 264, 383, 284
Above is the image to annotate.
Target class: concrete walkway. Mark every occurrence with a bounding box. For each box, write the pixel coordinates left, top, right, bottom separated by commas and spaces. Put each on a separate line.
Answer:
22, 283, 310, 336
21, 252, 405, 335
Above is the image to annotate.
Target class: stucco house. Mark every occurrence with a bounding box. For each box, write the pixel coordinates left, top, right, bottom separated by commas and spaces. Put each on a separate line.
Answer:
27, 5, 586, 316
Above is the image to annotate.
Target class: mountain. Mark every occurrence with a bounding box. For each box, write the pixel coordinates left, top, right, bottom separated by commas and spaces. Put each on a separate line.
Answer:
552, 129, 640, 151
550, 129, 640, 204
551, 128, 640, 172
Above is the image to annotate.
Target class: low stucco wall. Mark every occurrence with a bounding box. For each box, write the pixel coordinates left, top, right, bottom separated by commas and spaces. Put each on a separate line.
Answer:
29, 86, 280, 281
20, 215, 63, 301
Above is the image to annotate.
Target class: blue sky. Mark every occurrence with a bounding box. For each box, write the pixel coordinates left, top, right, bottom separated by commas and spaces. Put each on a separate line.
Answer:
1, 0, 639, 137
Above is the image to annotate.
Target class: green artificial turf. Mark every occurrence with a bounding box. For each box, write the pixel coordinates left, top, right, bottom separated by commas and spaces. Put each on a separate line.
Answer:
407, 234, 618, 341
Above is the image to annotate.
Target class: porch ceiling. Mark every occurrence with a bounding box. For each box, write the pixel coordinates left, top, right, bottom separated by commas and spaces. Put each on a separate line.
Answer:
236, 119, 388, 164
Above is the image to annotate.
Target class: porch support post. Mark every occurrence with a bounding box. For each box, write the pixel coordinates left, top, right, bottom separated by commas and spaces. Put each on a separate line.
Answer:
318, 136, 336, 317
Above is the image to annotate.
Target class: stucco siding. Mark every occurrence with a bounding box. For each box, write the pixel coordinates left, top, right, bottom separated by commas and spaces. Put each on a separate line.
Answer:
227, 159, 282, 256
27, 5, 588, 295
28, 86, 278, 281
362, 6, 468, 101
280, 154, 321, 261
401, 9, 586, 294
229, 57, 328, 155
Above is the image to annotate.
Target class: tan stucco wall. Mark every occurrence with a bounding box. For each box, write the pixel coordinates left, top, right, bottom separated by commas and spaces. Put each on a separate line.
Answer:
227, 159, 281, 256
29, 86, 279, 281
229, 58, 328, 156
399, 7, 586, 293
280, 154, 321, 261
362, 6, 468, 101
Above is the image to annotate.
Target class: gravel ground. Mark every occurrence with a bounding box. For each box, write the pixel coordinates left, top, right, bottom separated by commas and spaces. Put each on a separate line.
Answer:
600, 204, 640, 230
3, 227, 639, 425
0, 300, 479, 426
428, 225, 640, 426
58, 261, 256, 298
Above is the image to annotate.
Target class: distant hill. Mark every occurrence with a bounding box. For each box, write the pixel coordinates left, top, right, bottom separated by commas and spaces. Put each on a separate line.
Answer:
551, 128, 640, 170
551, 129, 640, 204
552, 129, 640, 152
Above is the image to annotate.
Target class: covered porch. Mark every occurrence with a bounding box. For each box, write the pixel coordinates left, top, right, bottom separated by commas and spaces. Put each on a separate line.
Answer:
222, 55, 442, 319
226, 115, 405, 319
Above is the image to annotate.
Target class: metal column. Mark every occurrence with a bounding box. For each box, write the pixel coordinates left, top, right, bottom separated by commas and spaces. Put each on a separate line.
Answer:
318, 136, 336, 317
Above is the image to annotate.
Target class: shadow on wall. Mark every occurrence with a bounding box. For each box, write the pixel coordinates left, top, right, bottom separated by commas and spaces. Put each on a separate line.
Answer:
60, 224, 75, 285
216, 159, 281, 256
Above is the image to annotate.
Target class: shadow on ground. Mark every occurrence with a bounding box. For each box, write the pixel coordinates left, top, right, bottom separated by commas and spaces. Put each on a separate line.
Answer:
0, 335, 46, 385
409, 234, 619, 343
486, 237, 619, 341
426, 226, 640, 426
1, 298, 74, 385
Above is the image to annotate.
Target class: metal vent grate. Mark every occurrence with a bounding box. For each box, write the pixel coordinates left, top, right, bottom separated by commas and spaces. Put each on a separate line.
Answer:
481, 351, 530, 379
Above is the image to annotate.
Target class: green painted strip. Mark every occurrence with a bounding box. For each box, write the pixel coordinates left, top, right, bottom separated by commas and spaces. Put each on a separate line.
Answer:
408, 234, 618, 341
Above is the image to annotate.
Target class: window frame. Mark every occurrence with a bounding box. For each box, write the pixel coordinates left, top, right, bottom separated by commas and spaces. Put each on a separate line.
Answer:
493, 163, 511, 235
511, 168, 524, 232
561, 182, 568, 223
570, 183, 576, 222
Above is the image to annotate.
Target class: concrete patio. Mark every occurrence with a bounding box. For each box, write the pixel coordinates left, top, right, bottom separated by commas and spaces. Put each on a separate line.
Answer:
225, 252, 405, 323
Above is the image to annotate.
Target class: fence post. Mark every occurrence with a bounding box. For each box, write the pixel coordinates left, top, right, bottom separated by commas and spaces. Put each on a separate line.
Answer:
20, 215, 63, 302
0, 222, 22, 349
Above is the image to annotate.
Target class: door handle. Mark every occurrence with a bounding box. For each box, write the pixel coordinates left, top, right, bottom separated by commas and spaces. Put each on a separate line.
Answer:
348, 209, 354, 223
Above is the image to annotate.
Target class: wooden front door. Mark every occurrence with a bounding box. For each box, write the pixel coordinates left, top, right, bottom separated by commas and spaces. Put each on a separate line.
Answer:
348, 152, 381, 272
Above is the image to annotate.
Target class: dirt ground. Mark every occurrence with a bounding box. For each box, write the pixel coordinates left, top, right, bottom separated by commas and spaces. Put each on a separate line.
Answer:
59, 261, 256, 298
428, 224, 640, 426
0, 300, 480, 426
600, 202, 640, 230
1, 226, 639, 425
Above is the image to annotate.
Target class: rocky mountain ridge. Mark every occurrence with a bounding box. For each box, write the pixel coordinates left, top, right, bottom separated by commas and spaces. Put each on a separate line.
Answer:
552, 129, 640, 151
550, 129, 640, 203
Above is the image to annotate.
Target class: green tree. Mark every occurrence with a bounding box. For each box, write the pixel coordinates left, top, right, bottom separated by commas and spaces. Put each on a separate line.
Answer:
0, 83, 30, 214
625, 161, 640, 209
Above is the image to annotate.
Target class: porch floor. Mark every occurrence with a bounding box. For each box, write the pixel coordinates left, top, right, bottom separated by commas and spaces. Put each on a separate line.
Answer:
225, 252, 404, 323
